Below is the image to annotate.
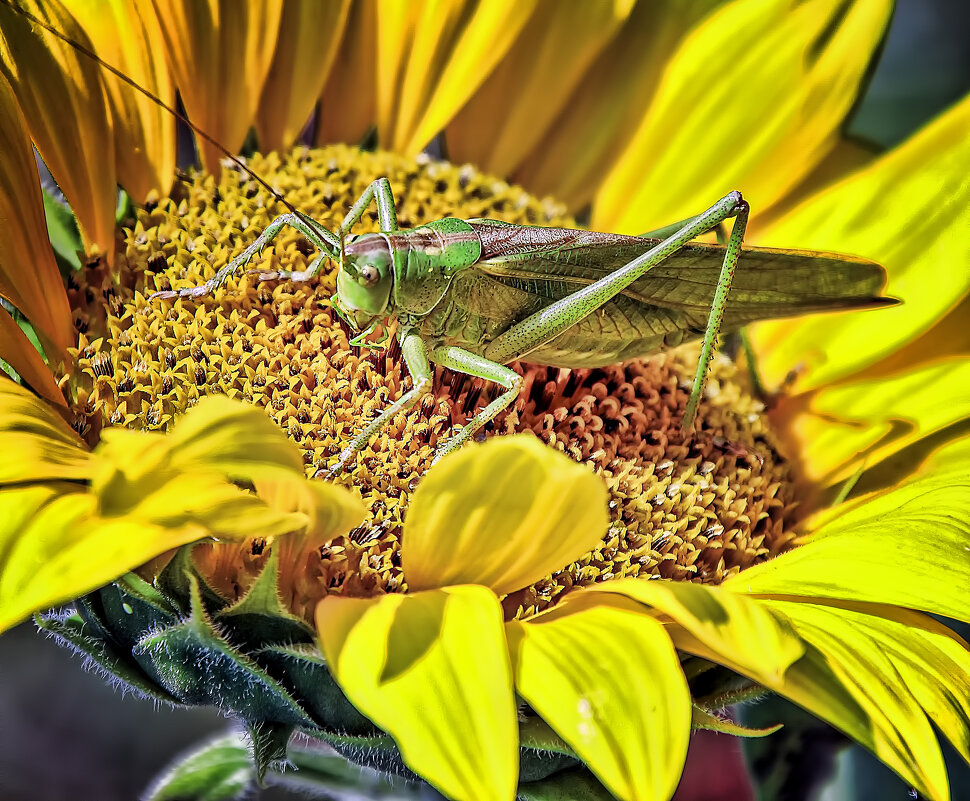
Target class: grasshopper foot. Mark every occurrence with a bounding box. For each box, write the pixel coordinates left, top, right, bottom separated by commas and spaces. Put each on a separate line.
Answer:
315, 447, 356, 479
148, 280, 219, 303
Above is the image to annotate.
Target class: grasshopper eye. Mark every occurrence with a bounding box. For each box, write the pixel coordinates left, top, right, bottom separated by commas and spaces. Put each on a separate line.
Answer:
359, 264, 380, 286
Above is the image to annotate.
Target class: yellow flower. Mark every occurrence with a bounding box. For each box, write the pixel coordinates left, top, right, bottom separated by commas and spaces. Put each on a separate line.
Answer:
0, 2, 968, 800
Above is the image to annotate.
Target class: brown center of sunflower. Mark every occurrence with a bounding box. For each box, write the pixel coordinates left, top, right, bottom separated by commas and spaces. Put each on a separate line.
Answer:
69, 145, 799, 623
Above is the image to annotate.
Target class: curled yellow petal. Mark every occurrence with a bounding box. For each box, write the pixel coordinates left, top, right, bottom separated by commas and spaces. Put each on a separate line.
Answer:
316, 586, 517, 801
0, 380, 90, 484
0, 484, 204, 633
777, 356, 970, 485
0, 306, 63, 409
508, 600, 690, 801
0, 0, 117, 265
725, 472, 970, 624
581, 577, 804, 680
593, 0, 893, 233
749, 91, 970, 390
0, 68, 72, 362
403, 436, 609, 595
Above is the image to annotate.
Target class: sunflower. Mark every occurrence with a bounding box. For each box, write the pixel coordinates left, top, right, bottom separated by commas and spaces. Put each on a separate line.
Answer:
0, 2, 968, 800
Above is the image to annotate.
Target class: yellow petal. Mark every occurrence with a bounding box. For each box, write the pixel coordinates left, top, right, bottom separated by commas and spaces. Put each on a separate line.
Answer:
0, 68, 73, 361
508, 600, 690, 801
759, 600, 951, 799
725, 472, 970, 624
580, 577, 803, 680
151, 0, 283, 171
155, 393, 305, 482
0, 308, 64, 409
444, 0, 629, 174
254, 475, 366, 543
767, 599, 970, 766
381, 0, 538, 155
0, 0, 117, 264
672, 621, 946, 801
749, 91, 970, 390
0, 380, 90, 483
593, 0, 893, 233
316, 0, 377, 146
72, 0, 176, 202
316, 586, 517, 801
777, 356, 970, 484
0, 484, 206, 633
255, 0, 352, 152
511, 0, 724, 211
403, 436, 608, 595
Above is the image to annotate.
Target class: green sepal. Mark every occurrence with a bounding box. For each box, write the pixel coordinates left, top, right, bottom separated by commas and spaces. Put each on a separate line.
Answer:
214, 547, 315, 650
313, 721, 579, 786
516, 767, 614, 801
36, 611, 179, 704
132, 575, 315, 727
94, 574, 181, 652
156, 544, 230, 616
254, 643, 377, 735
692, 705, 783, 737
314, 729, 415, 781
143, 732, 255, 801
518, 714, 581, 782
245, 720, 294, 782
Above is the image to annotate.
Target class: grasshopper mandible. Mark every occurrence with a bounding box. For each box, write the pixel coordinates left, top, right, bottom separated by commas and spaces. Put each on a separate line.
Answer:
149, 180, 891, 476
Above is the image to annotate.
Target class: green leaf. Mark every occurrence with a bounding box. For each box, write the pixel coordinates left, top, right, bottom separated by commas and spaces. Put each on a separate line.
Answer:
42, 187, 81, 273
508, 597, 691, 801
316, 585, 518, 800
726, 472, 970, 624
144, 733, 255, 801
404, 435, 609, 595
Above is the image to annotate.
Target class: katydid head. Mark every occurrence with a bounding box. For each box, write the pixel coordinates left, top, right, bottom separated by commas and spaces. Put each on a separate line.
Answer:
332, 233, 394, 334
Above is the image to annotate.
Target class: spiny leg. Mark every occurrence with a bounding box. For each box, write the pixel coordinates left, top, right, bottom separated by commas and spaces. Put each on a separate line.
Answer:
427, 346, 522, 465
482, 192, 749, 431
681, 199, 748, 428
319, 329, 432, 476
149, 211, 338, 301
337, 177, 399, 235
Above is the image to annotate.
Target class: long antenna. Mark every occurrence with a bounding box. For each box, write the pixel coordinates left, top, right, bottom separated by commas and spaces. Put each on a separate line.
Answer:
0, 0, 300, 216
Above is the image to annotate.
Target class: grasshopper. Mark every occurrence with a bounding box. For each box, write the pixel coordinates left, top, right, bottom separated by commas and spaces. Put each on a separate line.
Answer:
150, 180, 891, 475
6, 1, 891, 475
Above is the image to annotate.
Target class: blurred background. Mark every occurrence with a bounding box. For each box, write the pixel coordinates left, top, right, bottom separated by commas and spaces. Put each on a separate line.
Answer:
2, 1, 968, 799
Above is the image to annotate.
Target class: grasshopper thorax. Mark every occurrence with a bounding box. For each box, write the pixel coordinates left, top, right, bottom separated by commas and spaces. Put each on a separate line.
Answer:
333, 233, 395, 332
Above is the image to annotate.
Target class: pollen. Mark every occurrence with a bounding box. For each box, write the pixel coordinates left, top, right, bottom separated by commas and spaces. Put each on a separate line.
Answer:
68, 145, 798, 624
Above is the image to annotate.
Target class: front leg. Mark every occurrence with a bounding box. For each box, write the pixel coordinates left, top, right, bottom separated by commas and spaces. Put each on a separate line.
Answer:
319, 329, 432, 476
150, 212, 338, 301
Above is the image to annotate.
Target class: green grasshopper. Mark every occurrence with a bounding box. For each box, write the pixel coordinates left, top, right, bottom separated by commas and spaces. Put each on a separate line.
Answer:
150, 179, 891, 475
3, 1, 891, 476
